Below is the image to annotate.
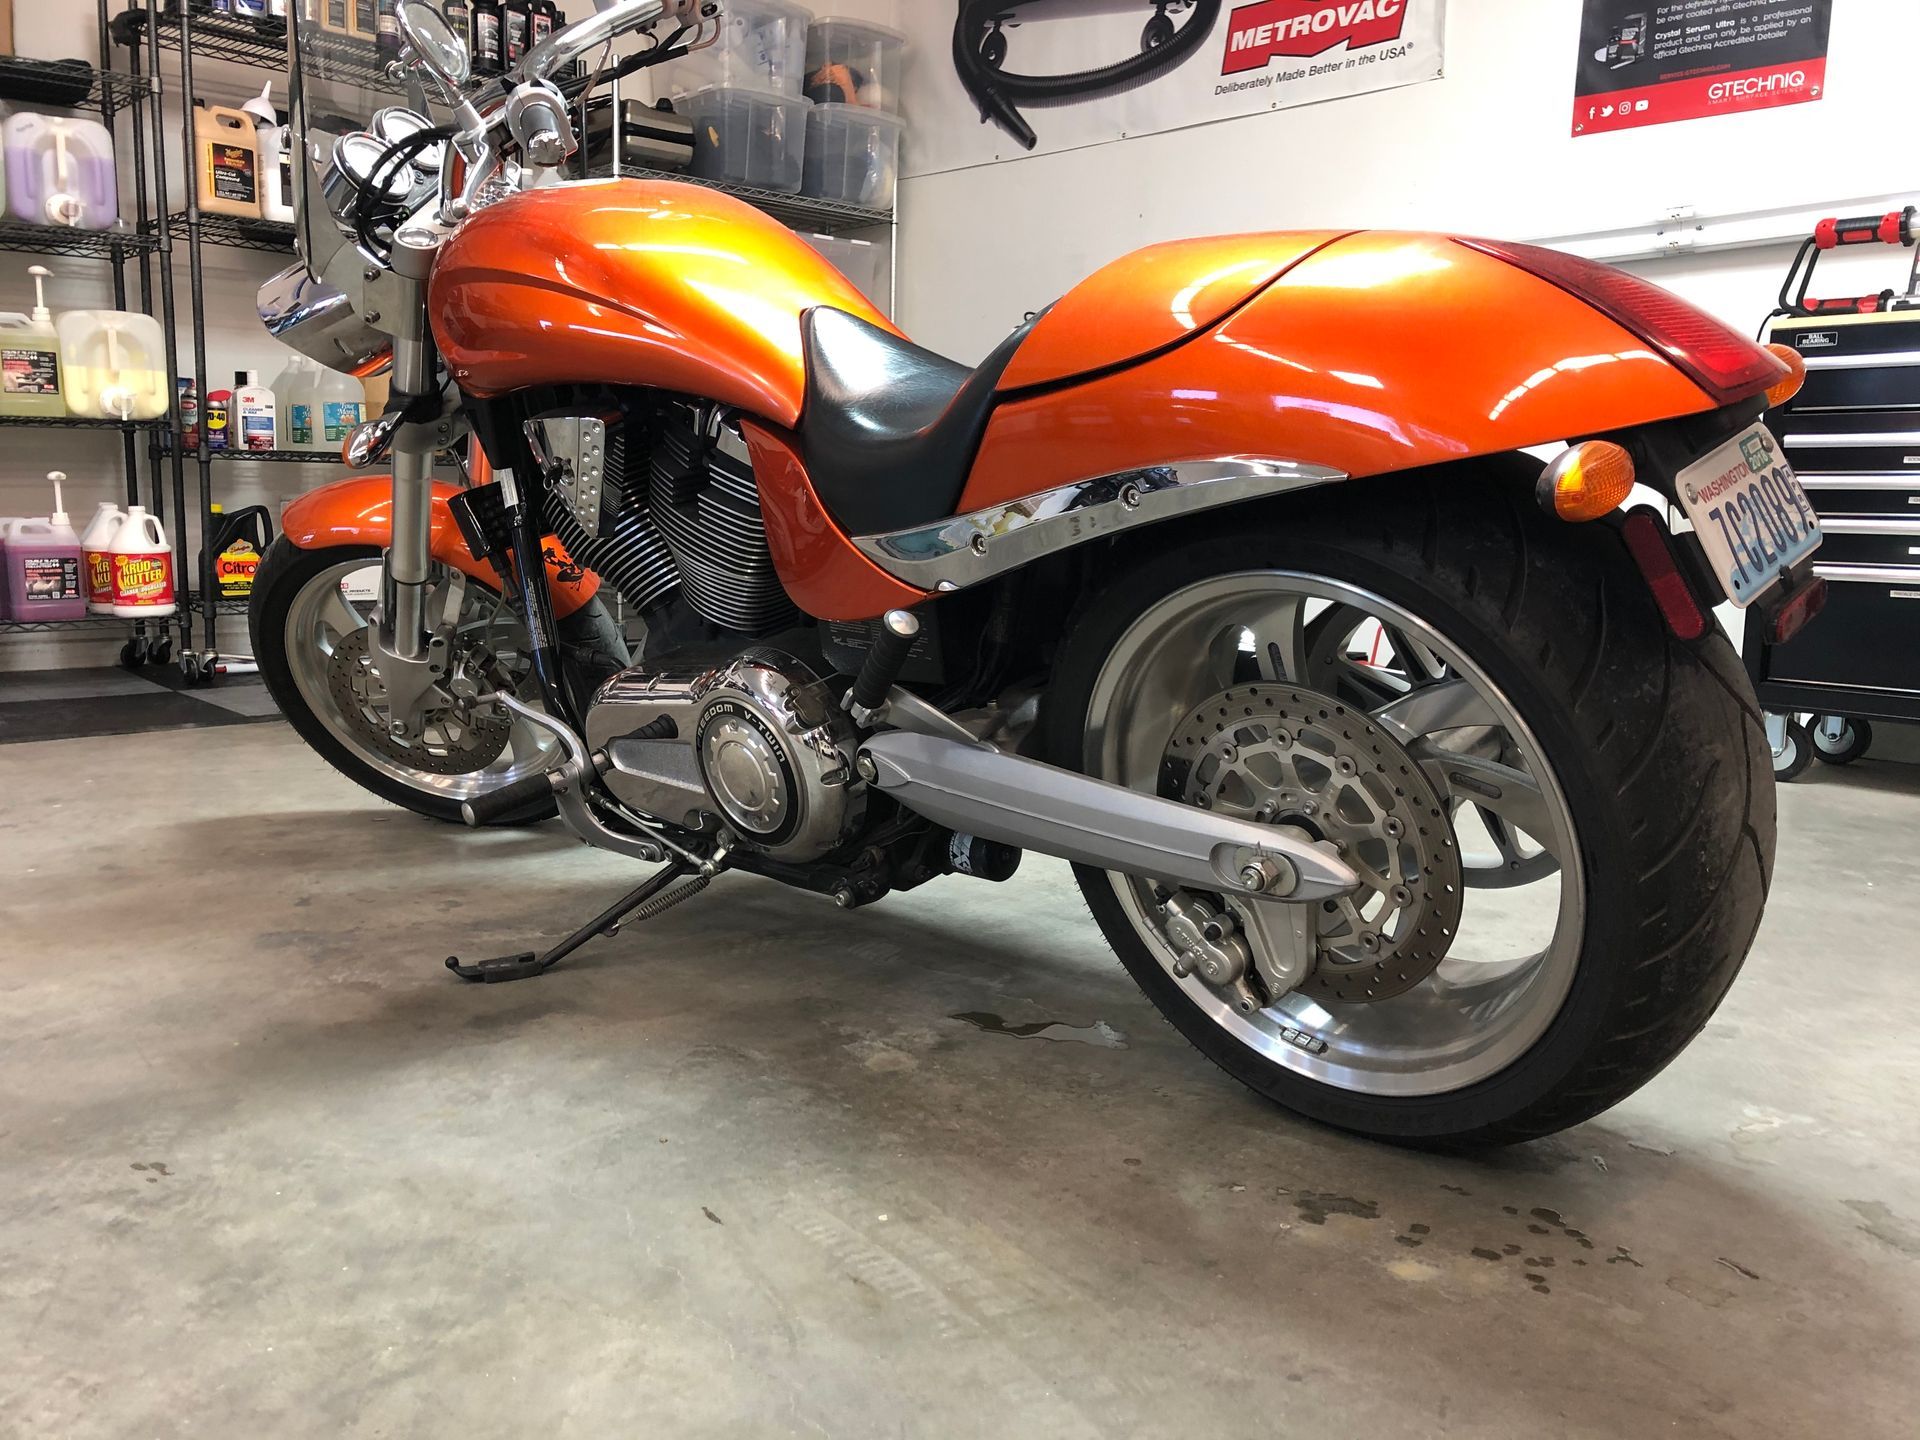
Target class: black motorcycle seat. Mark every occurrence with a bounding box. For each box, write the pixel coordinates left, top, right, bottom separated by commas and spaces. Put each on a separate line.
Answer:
796, 307, 1035, 537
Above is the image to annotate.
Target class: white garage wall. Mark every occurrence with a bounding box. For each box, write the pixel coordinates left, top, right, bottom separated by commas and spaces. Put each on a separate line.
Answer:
894, 1, 1920, 361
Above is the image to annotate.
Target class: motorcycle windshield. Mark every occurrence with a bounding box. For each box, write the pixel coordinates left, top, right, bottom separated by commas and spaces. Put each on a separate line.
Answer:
285, 2, 469, 281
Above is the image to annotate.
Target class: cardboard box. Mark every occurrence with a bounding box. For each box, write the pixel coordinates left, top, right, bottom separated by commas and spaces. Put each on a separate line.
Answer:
1, 0, 14, 57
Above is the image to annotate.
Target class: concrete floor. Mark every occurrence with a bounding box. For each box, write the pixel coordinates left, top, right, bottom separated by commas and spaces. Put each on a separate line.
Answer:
3, 723, 1918, 1439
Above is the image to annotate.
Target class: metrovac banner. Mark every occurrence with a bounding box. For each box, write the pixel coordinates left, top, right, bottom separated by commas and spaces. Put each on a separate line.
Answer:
901, 1, 1448, 178
1573, 0, 1833, 137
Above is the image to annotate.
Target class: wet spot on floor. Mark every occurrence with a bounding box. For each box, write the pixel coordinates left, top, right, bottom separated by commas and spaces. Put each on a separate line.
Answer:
1843, 1200, 1920, 1259
1530, 1207, 1564, 1226
702, 1207, 723, 1225
1441, 1184, 1470, 1196
949, 1012, 1126, 1048
1123, 1157, 1142, 1167
1292, 1192, 1379, 1225
1394, 1234, 1422, 1248
1501, 1205, 1519, 1215
1606, 1247, 1643, 1268
1527, 1223, 1550, 1235
1716, 1258, 1759, 1281
1628, 1140, 1676, 1157
1471, 1247, 1503, 1262
130, 1162, 170, 1178
1408, 1223, 1430, 1235
1502, 1244, 1522, 1256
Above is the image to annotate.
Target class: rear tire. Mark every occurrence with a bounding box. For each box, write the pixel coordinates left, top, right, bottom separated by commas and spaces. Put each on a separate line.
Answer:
1047, 466, 1775, 1146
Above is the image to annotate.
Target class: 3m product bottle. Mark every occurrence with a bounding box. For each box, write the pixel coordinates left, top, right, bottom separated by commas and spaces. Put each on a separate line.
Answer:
234, 369, 276, 452
194, 103, 261, 219
0, 264, 65, 419
472, 0, 504, 75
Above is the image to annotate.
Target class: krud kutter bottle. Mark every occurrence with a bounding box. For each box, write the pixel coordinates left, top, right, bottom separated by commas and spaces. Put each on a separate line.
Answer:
80, 499, 127, 614
110, 505, 176, 619
4, 473, 87, 622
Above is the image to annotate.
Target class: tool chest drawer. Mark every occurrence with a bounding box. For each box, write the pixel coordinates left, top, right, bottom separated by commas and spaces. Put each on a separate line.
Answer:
1762, 567, 1920, 696
1797, 475, 1920, 516
1774, 412, 1920, 475
1813, 521, 1920, 566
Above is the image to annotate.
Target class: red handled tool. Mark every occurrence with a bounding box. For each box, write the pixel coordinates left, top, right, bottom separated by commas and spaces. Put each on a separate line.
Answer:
1779, 205, 1919, 318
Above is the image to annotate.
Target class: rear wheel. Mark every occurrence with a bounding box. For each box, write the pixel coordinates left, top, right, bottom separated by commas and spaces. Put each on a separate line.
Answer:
1047, 470, 1774, 1145
251, 539, 620, 825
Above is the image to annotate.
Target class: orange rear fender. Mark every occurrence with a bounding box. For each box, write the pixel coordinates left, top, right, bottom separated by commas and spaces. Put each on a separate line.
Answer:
280, 475, 600, 620
962, 232, 1719, 512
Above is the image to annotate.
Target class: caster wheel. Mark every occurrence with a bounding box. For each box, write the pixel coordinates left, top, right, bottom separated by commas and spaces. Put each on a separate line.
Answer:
1812, 716, 1872, 766
149, 635, 173, 667
181, 653, 203, 686
119, 637, 148, 670
1772, 719, 1814, 782
1142, 11, 1175, 49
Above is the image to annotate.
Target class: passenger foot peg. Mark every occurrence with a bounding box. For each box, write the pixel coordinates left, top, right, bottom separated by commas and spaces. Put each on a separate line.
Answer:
445, 862, 710, 983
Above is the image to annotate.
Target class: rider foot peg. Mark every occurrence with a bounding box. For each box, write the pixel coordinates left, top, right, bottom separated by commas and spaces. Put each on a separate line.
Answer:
460, 769, 561, 827
445, 952, 545, 983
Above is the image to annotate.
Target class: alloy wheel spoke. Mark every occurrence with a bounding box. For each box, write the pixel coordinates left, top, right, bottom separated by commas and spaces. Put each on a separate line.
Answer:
1420, 748, 1559, 859
318, 586, 366, 642
1374, 677, 1500, 744
1245, 593, 1311, 685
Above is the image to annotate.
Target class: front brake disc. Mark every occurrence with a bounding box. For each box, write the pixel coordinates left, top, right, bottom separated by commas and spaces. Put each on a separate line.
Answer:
327, 627, 513, 776
1164, 685, 1464, 1003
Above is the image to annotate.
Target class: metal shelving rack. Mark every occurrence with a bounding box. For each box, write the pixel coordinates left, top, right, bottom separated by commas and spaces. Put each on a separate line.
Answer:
0, 16, 179, 657
84, 2, 897, 676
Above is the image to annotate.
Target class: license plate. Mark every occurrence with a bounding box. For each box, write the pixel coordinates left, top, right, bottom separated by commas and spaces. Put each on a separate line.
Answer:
1675, 424, 1822, 607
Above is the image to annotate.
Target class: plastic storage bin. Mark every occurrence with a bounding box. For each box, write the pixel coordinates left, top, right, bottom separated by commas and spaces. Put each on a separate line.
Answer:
805, 18, 906, 111
802, 102, 902, 209
684, 85, 811, 194
796, 230, 888, 315
664, 0, 812, 98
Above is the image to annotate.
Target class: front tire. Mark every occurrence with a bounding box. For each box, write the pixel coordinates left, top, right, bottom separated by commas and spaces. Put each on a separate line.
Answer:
251, 538, 623, 826
1047, 466, 1775, 1146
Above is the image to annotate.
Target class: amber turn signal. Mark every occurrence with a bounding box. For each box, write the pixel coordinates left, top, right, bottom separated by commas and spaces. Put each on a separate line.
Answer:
1538, 441, 1636, 522
1763, 343, 1808, 408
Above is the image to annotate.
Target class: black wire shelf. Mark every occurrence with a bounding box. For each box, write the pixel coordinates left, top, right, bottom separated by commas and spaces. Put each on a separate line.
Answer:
0, 55, 150, 109
184, 594, 250, 617
591, 166, 894, 236
0, 413, 168, 431
120, 8, 492, 98
206, 448, 346, 463
0, 614, 138, 635
0, 218, 161, 258
152, 212, 298, 255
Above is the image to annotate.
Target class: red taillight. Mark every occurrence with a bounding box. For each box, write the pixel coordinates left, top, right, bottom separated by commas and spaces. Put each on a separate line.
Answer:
1457, 238, 1788, 405
1771, 576, 1828, 644
1620, 509, 1708, 641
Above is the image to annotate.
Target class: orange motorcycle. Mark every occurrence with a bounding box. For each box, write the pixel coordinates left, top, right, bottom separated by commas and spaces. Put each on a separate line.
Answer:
253, 0, 1824, 1144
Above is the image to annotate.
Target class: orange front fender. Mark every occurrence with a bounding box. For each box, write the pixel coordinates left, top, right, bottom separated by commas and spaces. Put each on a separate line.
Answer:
280, 475, 600, 620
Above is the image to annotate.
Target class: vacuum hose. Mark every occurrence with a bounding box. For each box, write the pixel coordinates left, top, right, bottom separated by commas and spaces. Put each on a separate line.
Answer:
952, 0, 1224, 151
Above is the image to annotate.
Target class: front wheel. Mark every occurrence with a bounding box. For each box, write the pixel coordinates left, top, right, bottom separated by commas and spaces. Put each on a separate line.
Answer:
1047, 469, 1775, 1146
250, 539, 622, 826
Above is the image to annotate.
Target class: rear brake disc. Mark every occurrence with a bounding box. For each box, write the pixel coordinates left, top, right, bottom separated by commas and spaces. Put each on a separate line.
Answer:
1164, 685, 1464, 1002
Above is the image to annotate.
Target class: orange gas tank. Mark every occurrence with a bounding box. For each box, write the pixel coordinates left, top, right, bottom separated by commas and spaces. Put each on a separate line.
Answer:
431, 178, 896, 427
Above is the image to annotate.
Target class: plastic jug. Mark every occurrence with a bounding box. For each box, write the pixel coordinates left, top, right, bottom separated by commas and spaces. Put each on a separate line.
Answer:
3, 111, 118, 230
200, 503, 275, 601
274, 355, 320, 449
80, 500, 125, 614
315, 366, 366, 447
194, 104, 261, 219
0, 517, 21, 619
0, 264, 65, 419
109, 505, 176, 618
55, 310, 170, 420
4, 473, 86, 622
241, 83, 295, 224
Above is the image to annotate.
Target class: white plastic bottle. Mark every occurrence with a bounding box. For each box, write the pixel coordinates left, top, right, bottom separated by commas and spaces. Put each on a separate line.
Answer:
80, 499, 126, 614
314, 366, 366, 449
109, 505, 176, 619
242, 83, 295, 224
233, 368, 276, 451
0, 265, 66, 418
272, 354, 314, 448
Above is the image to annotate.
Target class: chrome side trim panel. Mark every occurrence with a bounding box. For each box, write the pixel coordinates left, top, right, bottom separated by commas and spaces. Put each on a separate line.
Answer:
850, 457, 1346, 591
1814, 563, 1920, 584
1785, 431, 1920, 447
1803, 350, 1920, 370
1821, 519, 1920, 536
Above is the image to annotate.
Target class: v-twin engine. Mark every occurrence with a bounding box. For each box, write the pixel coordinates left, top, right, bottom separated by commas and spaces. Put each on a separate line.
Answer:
584, 651, 865, 862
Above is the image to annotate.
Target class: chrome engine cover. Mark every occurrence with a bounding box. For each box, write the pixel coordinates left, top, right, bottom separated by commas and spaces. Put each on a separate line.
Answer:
585, 650, 863, 861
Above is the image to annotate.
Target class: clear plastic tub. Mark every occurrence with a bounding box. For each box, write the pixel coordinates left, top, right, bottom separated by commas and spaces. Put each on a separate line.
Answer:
663, 0, 813, 98
805, 17, 907, 111
796, 230, 889, 315
683, 85, 812, 194
802, 102, 903, 209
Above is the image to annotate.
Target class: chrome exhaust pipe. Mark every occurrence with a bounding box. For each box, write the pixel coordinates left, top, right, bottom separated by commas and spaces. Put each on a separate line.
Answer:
858, 731, 1357, 902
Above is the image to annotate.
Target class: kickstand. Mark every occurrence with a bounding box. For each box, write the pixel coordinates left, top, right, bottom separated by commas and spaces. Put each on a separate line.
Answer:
446, 861, 709, 983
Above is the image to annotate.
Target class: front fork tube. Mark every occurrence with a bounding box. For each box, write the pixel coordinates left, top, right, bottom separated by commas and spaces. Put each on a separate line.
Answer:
373, 335, 450, 735
504, 481, 572, 721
